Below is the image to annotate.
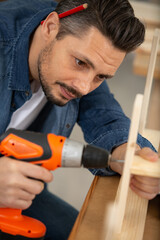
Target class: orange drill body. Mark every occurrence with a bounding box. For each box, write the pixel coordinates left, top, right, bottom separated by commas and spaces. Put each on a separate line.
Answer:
0, 128, 109, 239
0, 209, 46, 239
0, 129, 67, 239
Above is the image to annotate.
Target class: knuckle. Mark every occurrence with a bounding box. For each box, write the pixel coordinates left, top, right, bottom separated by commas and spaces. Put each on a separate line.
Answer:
7, 196, 16, 207
39, 167, 47, 176
8, 177, 18, 188
46, 171, 53, 182
148, 196, 154, 200
155, 186, 160, 194
35, 182, 44, 194
146, 193, 156, 200
30, 194, 36, 201
21, 201, 32, 210
39, 168, 52, 182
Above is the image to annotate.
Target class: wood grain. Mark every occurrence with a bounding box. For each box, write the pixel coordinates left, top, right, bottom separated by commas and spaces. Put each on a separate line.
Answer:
68, 176, 160, 240
131, 155, 160, 178
139, 29, 160, 133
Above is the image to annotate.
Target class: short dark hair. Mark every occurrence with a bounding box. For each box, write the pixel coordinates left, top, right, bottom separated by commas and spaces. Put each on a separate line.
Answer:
55, 0, 145, 52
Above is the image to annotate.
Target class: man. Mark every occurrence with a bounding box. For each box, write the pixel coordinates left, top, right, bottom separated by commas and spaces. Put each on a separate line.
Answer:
0, 0, 159, 239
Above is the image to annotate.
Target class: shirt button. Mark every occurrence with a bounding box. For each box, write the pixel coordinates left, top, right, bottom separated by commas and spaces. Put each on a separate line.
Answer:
11, 102, 16, 108
66, 124, 70, 128
25, 91, 29, 96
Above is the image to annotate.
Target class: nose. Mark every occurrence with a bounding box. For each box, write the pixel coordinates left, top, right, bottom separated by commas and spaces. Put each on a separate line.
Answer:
72, 74, 93, 96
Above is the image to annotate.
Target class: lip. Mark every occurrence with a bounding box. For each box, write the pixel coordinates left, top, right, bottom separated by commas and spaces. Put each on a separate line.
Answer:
60, 86, 76, 100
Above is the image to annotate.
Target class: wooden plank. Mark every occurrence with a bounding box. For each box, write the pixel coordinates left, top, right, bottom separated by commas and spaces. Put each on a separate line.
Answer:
68, 176, 120, 240
133, 54, 160, 80
146, 81, 160, 131
131, 155, 160, 178
103, 95, 149, 240
68, 176, 160, 240
136, 41, 160, 55
139, 29, 160, 132
145, 28, 160, 43
68, 175, 99, 240
108, 95, 144, 236
143, 195, 160, 240
113, 189, 148, 240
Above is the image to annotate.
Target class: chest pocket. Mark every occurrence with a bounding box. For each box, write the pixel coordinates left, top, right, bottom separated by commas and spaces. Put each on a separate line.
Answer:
27, 99, 80, 137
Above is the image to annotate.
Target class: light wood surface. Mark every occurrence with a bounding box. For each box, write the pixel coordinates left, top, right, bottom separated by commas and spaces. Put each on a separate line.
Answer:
131, 155, 160, 178
146, 80, 160, 130
139, 29, 160, 132
68, 176, 160, 240
69, 115, 160, 240
107, 94, 144, 237
133, 54, 160, 81
131, 1, 160, 81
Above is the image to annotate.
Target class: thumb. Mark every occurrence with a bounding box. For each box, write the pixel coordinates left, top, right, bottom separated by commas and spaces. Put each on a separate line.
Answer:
135, 147, 158, 162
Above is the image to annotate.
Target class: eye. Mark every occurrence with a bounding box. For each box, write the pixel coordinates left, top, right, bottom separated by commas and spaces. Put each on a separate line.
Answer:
97, 74, 106, 81
75, 58, 87, 68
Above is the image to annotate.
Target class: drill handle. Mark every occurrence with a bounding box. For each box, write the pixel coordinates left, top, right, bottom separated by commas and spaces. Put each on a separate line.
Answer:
0, 128, 66, 170
0, 128, 51, 162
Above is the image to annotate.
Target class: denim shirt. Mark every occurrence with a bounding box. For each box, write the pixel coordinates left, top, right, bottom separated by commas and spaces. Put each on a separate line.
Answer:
0, 0, 155, 176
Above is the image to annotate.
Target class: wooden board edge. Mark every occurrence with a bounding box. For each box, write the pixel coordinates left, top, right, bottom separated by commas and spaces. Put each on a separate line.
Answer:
68, 175, 100, 240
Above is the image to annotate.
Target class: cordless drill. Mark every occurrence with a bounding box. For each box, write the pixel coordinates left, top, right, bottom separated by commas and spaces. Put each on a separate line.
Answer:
0, 128, 111, 240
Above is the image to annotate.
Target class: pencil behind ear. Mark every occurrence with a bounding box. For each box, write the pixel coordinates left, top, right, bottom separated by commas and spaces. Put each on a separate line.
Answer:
41, 12, 60, 41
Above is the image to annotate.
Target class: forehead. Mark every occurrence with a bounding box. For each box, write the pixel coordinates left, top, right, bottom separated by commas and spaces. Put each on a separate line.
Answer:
63, 27, 126, 75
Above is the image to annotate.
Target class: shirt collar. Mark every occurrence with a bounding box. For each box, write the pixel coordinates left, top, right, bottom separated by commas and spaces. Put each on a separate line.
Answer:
8, 8, 56, 93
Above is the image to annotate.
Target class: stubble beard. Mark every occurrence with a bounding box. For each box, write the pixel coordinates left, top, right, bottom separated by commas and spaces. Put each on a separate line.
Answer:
37, 42, 83, 106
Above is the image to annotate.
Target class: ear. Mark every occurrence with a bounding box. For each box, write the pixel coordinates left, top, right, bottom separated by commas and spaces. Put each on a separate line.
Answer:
41, 12, 60, 41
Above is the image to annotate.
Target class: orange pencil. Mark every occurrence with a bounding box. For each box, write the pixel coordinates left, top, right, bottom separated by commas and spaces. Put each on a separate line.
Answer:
41, 3, 88, 25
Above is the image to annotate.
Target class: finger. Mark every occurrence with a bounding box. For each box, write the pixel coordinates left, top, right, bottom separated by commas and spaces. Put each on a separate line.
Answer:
130, 177, 160, 195
17, 190, 36, 201
4, 172, 45, 196
131, 175, 160, 186
6, 186, 36, 201
9, 199, 33, 210
135, 147, 158, 162
22, 177, 45, 195
17, 161, 53, 182
130, 183, 157, 200
1, 194, 33, 210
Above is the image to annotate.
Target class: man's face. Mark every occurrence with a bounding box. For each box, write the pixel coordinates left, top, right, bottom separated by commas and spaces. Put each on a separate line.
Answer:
37, 27, 126, 106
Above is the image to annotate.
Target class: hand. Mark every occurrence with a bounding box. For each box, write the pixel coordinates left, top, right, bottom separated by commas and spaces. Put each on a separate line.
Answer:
0, 156, 53, 209
110, 144, 160, 200
130, 148, 160, 200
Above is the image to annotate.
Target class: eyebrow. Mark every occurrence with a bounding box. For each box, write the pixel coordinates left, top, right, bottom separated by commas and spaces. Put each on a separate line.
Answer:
77, 53, 114, 79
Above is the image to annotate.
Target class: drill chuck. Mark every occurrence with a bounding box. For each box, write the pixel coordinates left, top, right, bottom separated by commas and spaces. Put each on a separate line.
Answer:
61, 139, 84, 167
82, 144, 110, 168
61, 138, 109, 168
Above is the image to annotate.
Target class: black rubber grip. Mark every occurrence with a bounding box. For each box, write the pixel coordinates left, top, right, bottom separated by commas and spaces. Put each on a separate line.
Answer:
82, 145, 109, 168
0, 128, 52, 162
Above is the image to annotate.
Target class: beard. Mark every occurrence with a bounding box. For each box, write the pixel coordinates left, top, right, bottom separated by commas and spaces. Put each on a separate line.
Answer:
37, 41, 83, 106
